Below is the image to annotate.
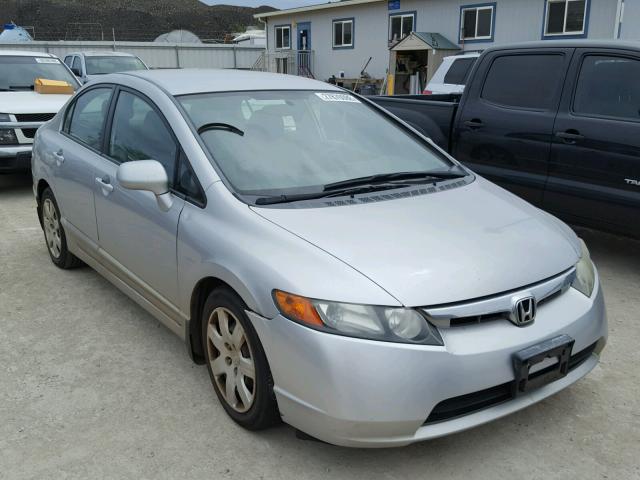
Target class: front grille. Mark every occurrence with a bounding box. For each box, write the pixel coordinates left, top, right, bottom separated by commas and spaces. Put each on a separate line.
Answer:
424, 341, 598, 425
14, 113, 55, 122
21, 128, 37, 139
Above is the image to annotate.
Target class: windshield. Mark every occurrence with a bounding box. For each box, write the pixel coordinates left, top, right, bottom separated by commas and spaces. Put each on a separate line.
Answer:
85, 56, 147, 75
0, 56, 80, 90
178, 90, 453, 196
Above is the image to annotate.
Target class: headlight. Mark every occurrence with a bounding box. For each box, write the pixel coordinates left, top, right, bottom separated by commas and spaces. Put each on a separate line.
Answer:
571, 239, 595, 297
0, 128, 18, 145
0, 113, 10, 122
273, 290, 443, 345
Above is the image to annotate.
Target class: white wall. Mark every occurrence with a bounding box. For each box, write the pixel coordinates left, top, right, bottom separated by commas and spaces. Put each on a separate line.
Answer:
0, 41, 264, 69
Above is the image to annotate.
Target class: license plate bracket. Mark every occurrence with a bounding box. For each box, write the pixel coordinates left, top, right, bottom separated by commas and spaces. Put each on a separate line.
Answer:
512, 334, 574, 396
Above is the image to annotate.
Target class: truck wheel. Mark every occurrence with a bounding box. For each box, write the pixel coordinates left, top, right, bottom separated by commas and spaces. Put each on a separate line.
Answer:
202, 287, 280, 430
40, 188, 82, 269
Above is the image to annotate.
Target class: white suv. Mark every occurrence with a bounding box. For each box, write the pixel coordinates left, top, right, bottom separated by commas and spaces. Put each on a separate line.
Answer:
0, 50, 79, 173
424, 52, 480, 96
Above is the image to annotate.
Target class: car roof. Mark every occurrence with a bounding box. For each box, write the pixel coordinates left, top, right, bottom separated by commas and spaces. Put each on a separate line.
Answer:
67, 51, 139, 57
109, 68, 343, 96
0, 50, 57, 58
444, 52, 481, 60
483, 39, 640, 53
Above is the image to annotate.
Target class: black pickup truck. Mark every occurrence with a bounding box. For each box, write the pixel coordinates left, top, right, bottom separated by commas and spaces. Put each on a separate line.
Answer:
371, 40, 640, 238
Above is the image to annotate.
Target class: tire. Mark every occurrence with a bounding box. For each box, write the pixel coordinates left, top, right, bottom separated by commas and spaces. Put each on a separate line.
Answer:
40, 188, 82, 269
201, 287, 280, 430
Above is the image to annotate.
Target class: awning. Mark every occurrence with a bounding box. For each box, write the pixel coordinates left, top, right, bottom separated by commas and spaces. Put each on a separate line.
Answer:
391, 32, 460, 52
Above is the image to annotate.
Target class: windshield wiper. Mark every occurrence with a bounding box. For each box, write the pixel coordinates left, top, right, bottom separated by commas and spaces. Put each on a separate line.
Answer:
198, 122, 244, 136
323, 168, 466, 191
255, 183, 413, 205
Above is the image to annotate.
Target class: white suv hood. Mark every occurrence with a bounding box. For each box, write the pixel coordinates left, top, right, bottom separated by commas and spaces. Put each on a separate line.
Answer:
252, 177, 581, 307
1, 91, 72, 114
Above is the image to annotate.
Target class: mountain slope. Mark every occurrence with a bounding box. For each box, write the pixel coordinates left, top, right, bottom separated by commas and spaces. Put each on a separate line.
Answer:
0, 0, 276, 41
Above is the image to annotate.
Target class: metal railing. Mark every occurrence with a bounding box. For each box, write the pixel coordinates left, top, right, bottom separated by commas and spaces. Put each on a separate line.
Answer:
253, 50, 315, 78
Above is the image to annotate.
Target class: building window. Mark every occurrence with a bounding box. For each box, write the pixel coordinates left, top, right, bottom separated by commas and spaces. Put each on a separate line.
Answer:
333, 18, 354, 49
460, 4, 495, 41
275, 25, 291, 49
544, 0, 588, 36
389, 12, 415, 42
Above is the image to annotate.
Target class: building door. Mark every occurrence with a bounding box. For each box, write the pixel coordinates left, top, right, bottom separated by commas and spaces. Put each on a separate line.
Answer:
297, 22, 312, 76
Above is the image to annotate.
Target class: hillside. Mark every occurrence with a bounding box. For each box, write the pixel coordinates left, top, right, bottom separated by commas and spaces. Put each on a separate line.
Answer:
0, 0, 276, 42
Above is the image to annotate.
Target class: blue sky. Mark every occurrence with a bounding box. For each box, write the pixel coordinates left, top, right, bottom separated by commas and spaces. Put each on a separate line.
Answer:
202, 0, 328, 8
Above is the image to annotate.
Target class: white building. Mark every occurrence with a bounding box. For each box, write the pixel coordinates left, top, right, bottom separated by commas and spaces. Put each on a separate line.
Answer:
255, 0, 630, 92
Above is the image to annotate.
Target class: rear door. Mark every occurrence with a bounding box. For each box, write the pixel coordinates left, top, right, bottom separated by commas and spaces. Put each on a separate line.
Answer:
453, 48, 573, 206
544, 48, 640, 237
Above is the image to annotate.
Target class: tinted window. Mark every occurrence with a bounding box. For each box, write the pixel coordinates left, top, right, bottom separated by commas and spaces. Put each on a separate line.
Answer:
176, 151, 203, 203
444, 57, 477, 85
72, 56, 81, 72
85, 56, 146, 75
0, 56, 79, 90
108, 91, 177, 182
574, 55, 640, 121
64, 56, 72, 67
67, 88, 112, 149
481, 54, 565, 110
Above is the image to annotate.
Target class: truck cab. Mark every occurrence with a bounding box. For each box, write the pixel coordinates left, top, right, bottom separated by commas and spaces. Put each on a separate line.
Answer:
0, 51, 79, 173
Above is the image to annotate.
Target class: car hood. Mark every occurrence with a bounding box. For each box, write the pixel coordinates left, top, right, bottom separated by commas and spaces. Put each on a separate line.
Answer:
250, 177, 581, 307
1, 91, 72, 114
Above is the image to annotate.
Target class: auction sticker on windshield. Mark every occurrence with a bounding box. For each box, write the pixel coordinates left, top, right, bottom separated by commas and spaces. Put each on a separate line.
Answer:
35, 58, 60, 64
315, 92, 360, 103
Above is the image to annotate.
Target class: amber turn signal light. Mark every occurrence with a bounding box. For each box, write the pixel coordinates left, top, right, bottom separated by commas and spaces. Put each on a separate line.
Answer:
273, 290, 324, 327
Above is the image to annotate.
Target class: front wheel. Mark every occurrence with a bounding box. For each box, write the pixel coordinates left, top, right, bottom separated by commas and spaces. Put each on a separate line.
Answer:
202, 288, 280, 430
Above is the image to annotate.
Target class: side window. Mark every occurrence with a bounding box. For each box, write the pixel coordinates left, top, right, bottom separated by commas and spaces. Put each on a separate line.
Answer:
64, 56, 72, 67
72, 56, 81, 73
444, 57, 477, 85
573, 55, 640, 122
67, 87, 112, 149
108, 91, 177, 183
481, 54, 566, 110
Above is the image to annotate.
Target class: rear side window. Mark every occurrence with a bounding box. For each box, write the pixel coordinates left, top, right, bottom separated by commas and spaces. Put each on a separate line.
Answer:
67, 87, 112, 149
108, 91, 177, 182
481, 54, 566, 110
443, 57, 477, 85
574, 55, 640, 121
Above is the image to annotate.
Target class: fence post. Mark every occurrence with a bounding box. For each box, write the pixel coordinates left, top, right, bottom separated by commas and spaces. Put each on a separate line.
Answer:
175, 44, 181, 68
233, 46, 237, 69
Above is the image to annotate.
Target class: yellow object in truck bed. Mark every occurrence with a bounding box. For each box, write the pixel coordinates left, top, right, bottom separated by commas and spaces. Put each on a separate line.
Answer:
34, 78, 74, 95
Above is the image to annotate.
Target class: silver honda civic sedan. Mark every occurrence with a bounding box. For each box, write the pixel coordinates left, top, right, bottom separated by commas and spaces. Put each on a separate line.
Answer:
31, 69, 607, 447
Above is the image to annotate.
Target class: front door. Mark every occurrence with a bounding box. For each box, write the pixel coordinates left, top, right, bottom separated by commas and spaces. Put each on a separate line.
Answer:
545, 48, 640, 237
297, 22, 311, 75
93, 88, 184, 307
453, 48, 573, 206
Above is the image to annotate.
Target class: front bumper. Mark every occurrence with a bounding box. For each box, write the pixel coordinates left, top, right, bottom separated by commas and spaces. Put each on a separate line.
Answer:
248, 278, 607, 447
0, 146, 32, 172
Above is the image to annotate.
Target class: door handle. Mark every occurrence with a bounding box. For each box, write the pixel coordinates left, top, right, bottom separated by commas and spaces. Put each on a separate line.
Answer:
464, 119, 484, 130
95, 176, 114, 194
555, 130, 584, 144
52, 149, 64, 166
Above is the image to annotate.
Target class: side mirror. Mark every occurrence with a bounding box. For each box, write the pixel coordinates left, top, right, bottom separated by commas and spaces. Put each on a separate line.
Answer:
116, 160, 173, 211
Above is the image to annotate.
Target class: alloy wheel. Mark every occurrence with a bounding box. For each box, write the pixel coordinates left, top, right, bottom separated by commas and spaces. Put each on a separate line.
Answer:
206, 307, 256, 413
42, 198, 62, 259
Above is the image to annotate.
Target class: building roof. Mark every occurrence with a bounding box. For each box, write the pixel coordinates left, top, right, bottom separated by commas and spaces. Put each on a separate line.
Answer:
113, 68, 342, 96
391, 32, 460, 52
0, 50, 56, 57
254, 0, 384, 19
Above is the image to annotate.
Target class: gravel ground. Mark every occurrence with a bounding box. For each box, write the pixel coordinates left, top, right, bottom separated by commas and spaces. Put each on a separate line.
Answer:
1, 172, 639, 480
